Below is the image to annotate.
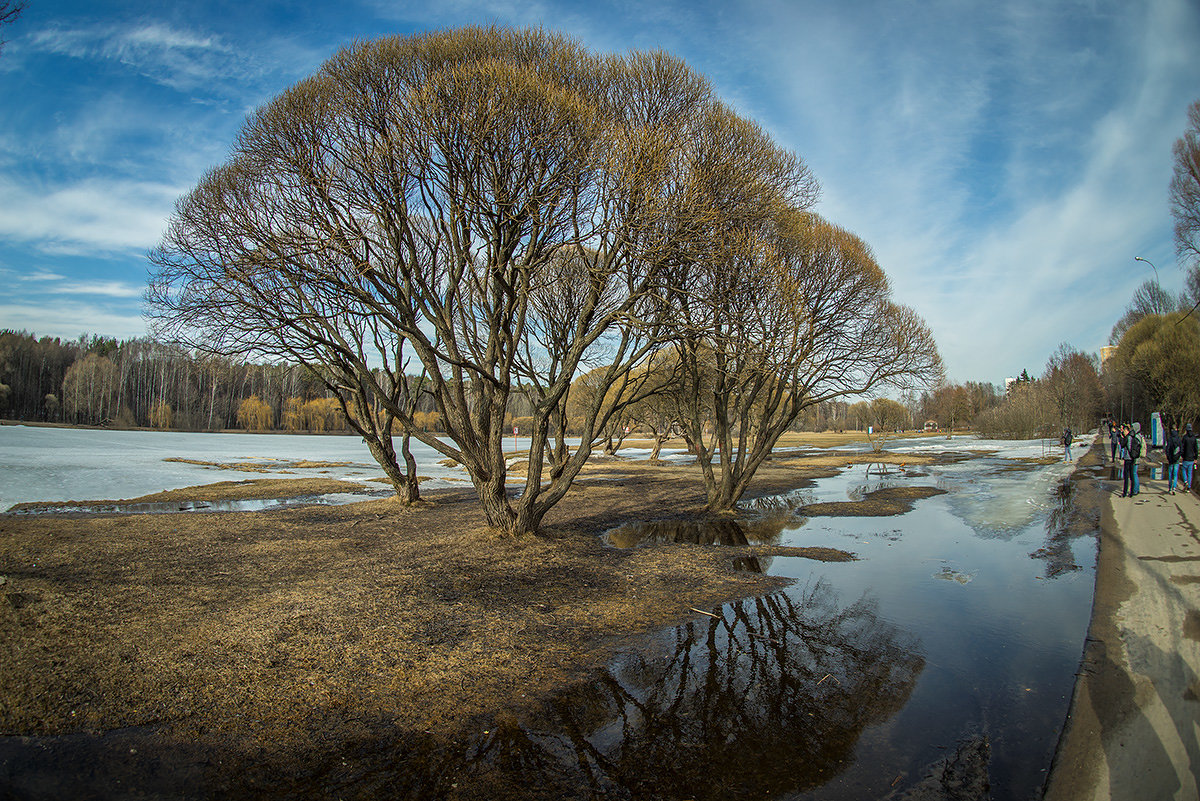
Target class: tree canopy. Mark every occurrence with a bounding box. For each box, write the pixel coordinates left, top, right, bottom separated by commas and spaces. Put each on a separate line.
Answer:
149, 26, 941, 534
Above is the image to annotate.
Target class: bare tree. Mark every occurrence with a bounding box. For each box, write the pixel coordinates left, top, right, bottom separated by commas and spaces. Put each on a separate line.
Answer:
0, 1, 25, 55
1041, 343, 1103, 434
668, 209, 942, 512
1108, 279, 1180, 345
149, 28, 736, 536
1171, 100, 1200, 269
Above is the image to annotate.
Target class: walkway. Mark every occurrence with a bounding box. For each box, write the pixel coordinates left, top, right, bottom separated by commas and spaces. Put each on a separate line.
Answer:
1044, 440, 1200, 800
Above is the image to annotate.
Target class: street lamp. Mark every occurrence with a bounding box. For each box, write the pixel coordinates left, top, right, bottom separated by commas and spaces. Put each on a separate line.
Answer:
1134, 256, 1160, 284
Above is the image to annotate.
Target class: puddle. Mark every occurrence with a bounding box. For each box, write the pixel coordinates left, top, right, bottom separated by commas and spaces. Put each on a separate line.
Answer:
446, 581, 926, 799
593, 450, 1099, 800
1106, 462, 1167, 482
605, 517, 755, 547
4, 492, 383, 516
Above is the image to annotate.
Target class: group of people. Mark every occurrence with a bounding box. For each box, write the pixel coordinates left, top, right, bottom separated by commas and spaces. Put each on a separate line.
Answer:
1108, 419, 1199, 497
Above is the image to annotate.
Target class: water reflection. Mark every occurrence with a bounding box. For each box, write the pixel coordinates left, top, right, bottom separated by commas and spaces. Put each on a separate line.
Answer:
1029, 477, 1098, 578
452, 579, 924, 800
604, 518, 769, 572
605, 517, 751, 547
603, 508, 820, 573
1106, 462, 1162, 482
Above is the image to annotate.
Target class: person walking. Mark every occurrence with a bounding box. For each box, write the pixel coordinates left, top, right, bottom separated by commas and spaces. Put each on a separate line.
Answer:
1127, 422, 1145, 496
1062, 426, 1073, 462
1109, 419, 1120, 463
1120, 423, 1134, 497
1182, 424, 1198, 493
1166, 423, 1182, 494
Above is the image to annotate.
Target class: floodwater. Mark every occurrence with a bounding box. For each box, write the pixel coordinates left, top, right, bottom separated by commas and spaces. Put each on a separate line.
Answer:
0, 426, 1100, 799
531, 451, 1097, 800
4, 492, 382, 516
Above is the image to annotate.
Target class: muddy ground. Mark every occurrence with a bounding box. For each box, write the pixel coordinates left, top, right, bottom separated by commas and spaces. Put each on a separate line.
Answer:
0, 446, 953, 798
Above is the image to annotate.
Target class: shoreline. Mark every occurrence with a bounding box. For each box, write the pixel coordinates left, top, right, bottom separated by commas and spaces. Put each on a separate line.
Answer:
1044, 439, 1200, 800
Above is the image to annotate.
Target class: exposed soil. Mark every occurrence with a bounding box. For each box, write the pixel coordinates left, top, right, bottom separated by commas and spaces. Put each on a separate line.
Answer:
0, 445, 966, 798
799, 486, 949, 517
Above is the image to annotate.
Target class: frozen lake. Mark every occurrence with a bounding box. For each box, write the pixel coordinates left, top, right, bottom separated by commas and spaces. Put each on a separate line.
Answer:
0, 425, 482, 511
0, 425, 1075, 514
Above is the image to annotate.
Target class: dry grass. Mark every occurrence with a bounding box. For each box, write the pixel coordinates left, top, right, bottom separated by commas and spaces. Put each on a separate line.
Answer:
0, 461, 831, 778
0, 447, 948, 792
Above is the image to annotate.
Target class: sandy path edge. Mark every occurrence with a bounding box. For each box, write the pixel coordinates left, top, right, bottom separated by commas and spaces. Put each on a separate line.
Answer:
1043, 439, 1200, 800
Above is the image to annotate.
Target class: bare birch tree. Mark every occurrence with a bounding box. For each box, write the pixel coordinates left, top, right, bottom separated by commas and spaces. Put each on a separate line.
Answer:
1172, 100, 1200, 269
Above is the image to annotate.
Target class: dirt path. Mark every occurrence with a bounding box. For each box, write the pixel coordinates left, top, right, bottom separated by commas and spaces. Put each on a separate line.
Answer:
1045, 443, 1200, 800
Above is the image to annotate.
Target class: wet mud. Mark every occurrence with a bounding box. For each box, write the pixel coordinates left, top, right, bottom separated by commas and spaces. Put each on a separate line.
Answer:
799, 486, 947, 517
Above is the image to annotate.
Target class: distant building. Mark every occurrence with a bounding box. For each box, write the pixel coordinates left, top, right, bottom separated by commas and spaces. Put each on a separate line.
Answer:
1004, 377, 1016, 394
1100, 346, 1117, 365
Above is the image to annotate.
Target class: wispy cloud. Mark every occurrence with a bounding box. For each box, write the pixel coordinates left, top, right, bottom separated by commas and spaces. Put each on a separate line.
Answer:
733, 0, 1198, 381
33, 277, 144, 298
0, 300, 147, 341
0, 176, 181, 255
28, 20, 239, 92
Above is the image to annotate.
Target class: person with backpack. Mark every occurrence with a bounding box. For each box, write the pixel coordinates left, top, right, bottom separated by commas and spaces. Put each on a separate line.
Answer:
1166, 423, 1182, 495
1182, 424, 1199, 493
1061, 426, 1073, 462
1122, 422, 1144, 497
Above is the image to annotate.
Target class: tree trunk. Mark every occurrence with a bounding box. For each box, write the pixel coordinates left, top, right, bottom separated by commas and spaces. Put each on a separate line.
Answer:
365, 433, 420, 505
472, 470, 543, 537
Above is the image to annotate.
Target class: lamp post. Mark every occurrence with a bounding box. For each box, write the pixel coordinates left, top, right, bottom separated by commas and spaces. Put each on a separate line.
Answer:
1134, 256, 1160, 284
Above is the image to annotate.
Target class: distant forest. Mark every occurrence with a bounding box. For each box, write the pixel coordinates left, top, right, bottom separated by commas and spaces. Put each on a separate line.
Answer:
1, 329, 1013, 436
0, 330, 449, 432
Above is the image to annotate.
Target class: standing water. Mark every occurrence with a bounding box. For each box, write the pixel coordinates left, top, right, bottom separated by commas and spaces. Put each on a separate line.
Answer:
447, 441, 1100, 800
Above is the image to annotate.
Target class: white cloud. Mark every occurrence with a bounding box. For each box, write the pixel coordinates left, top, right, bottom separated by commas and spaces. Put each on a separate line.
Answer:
0, 176, 180, 255
45, 280, 144, 299
0, 300, 147, 341
27, 19, 268, 94
737, 0, 1199, 383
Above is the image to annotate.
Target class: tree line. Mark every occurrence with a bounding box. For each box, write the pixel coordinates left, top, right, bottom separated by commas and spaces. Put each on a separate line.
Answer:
0, 329, 447, 433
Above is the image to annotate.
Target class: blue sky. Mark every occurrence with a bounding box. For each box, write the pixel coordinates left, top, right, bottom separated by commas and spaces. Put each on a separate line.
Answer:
1, 0, 1197, 385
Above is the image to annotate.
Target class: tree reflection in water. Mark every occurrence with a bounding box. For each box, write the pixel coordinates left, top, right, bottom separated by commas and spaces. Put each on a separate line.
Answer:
455, 579, 924, 800
1030, 476, 1097, 578
604, 509, 819, 573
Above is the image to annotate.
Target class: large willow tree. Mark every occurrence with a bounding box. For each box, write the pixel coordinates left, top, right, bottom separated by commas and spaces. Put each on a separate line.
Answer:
149, 27, 778, 535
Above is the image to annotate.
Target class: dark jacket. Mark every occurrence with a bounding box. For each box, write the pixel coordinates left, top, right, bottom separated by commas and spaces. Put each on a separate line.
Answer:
1167, 431, 1182, 464
1184, 431, 1199, 462
1126, 431, 1143, 461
